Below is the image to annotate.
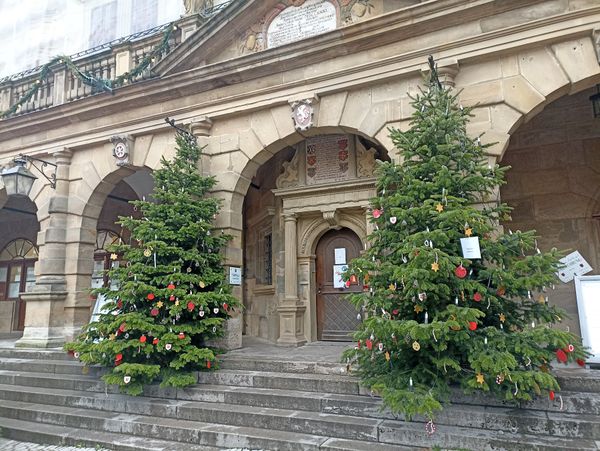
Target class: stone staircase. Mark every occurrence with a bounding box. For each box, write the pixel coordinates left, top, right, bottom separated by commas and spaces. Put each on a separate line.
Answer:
0, 346, 598, 450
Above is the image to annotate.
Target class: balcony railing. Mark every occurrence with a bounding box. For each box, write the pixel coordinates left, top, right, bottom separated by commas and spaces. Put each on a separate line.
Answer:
0, 21, 184, 119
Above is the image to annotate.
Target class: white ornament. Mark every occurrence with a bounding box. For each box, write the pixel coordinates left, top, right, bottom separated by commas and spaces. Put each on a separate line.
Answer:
390, 217, 397, 224
213, 307, 219, 314
123, 376, 131, 384
165, 343, 172, 350
199, 310, 205, 317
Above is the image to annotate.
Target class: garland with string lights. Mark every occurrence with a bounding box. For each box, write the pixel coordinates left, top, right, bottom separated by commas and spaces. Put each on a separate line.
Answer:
1, 23, 176, 118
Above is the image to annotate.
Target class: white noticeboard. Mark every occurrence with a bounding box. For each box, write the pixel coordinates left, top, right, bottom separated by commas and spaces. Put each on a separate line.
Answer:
574, 275, 600, 364
460, 237, 481, 259
229, 267, 242, 285
334, 248, 346, 265
558, 251, 593, 283
333, 264, 348, 289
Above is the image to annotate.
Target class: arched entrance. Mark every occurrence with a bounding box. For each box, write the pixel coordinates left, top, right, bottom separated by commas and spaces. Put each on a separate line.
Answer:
315, 228, 362, 341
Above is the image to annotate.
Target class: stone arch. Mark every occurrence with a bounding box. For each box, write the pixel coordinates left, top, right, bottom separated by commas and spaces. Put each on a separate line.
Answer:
454, 36, 600, 161
299, 214, 367, 257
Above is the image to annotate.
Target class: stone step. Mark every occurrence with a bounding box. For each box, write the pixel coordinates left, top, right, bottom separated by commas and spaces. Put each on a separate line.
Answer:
378, 419, 600, 451
219, 356, 348, 375
197, 368, 360, 394
0, 416, 221, 451
0, 357, 106, 377
1, 366, 599, 424
1, 381, 598, 441
0, 347, 70, 361
0, 383, 381, 442
0, 399, 418, 451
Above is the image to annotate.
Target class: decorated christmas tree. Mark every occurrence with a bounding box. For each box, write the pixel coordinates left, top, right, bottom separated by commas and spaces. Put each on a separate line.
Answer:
343, 57, 588, 424
65, 120, 240, 395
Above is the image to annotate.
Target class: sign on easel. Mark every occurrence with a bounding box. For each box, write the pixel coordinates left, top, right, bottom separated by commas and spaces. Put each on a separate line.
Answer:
574, 275, 600, 364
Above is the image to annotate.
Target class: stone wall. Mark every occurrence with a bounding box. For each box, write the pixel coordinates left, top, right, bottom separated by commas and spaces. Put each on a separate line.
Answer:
501, 86, 600, 336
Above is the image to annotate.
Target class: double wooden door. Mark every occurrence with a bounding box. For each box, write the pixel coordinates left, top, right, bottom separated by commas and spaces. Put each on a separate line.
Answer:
315, 228, 362, 341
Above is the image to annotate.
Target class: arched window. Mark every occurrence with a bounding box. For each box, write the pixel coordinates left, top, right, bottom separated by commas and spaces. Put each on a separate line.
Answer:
0, 239, 38, 331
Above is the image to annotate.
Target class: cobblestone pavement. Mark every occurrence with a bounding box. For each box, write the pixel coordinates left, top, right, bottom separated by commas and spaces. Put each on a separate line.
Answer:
0, 438, 109, 450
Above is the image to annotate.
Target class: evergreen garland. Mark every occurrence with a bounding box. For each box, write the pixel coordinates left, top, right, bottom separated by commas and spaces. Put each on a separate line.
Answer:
1, 23, 175, 118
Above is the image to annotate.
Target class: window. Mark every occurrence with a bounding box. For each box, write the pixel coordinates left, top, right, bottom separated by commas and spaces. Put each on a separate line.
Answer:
0, 239, 38, 331
0, 239, 38, 302
89, 1, 117, 48
258, 231, 273, 285
131, 0, 158, 34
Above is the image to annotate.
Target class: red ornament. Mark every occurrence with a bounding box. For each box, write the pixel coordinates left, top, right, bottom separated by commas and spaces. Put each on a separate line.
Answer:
178, 332, 185, 340
555, 349, 568, 364
152, 338, 159, 345
118, 322, 127, 333
366, 339, 373, 350
117, 299, 123, 309
349, 274, 358, 284
150, 308, 159, 317
223, 303, 229, 311
345, 280, 351, 288
115, 353, 123, 362
206, 361, 211, 369
454, 265, 467, 279
372, 209, 382, 219
139, 335, 147, 343
392, 309, 399, 316
468, 321, 477, 331
576, 358, 586, 367
147, 293, 155, 301
187, 301, 195, 311
357, 340, 361, 349
169, 295, 175, 301
167, 283, 176, 290
473, 292, 482, 302
549, 390, 555, 401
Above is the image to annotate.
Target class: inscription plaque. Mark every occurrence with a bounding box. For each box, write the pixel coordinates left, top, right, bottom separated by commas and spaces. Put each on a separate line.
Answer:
305, 134, 350, 185
267, 0, 337, 49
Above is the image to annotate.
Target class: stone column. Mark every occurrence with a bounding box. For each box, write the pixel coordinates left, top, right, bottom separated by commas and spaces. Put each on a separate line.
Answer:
277, 212, 306, 346
16, 149, 72, 348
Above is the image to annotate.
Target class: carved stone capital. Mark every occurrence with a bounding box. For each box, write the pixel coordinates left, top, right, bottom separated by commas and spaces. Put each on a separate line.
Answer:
322, 208, 339, 227
191, 116, 213, 137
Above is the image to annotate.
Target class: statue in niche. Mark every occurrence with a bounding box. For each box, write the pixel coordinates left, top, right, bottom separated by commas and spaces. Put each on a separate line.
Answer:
356, 141, 377, 178
276, 148, 299, 188
183, 0, 213, 15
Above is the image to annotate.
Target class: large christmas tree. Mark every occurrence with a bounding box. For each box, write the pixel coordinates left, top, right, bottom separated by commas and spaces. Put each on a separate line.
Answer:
343, 58, 587, 422
65, 120, 240, 395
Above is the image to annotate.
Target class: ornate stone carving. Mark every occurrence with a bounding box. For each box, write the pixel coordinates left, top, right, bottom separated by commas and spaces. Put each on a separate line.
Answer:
276, 148, 299, 188
356, 140, 377, 178
110, 135, 133, 167
291, 99, 314, 131
322, 208, 340, 227
183, 0, 213, 16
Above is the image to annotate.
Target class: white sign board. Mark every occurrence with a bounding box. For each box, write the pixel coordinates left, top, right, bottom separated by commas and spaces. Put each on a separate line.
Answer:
333, 264, 348, 289
334, 248, 346, 265
557, 251, 593, 283
229, 267, 242, 285
460, 237, 481, 259
574, 275, 600, 364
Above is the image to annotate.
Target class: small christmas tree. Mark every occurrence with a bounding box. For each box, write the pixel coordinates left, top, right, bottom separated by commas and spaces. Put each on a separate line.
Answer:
65, 120, 240, 395
343, 57, 587, 421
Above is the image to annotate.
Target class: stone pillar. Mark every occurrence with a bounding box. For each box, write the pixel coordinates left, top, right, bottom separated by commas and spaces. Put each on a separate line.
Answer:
16, 149, 72, 348
277, 212, 306, 346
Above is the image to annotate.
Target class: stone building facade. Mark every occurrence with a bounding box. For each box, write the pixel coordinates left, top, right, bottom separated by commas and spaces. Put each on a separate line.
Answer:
0, 0, 599, 349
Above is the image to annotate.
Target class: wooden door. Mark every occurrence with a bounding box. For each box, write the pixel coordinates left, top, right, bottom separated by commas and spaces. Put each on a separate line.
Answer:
316, 228, 362, 341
